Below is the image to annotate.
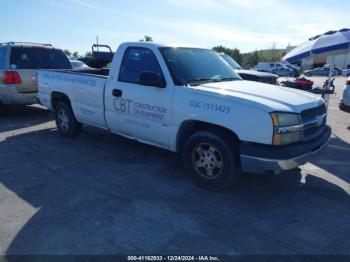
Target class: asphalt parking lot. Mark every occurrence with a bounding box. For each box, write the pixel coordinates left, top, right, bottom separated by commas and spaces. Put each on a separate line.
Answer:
0, 77, 350, 255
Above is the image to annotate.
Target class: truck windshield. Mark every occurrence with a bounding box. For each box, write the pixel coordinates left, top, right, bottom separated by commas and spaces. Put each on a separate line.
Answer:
220, 53, 242, 70
159, 47, 241, 86
10, 47, 72, 69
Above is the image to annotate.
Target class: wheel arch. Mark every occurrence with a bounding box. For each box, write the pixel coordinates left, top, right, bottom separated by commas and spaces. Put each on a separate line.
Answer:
176, 120, 240, 154
51, 91, 71, 110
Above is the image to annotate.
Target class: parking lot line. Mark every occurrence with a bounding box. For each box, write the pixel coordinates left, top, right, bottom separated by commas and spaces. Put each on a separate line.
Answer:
328, 144, 350, 152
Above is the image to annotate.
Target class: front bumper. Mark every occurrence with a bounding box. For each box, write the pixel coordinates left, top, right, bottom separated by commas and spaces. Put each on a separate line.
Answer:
0, 84, 38, 105
240, 126, 331, 173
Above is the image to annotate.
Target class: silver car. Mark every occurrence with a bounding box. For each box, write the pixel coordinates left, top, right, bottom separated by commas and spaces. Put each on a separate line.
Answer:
342, 69, 350, 77
0, 42, 72, 105
70, 59, 92, 70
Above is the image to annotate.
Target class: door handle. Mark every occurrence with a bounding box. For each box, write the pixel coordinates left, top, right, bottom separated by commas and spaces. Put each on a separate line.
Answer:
112, 89, 122, 97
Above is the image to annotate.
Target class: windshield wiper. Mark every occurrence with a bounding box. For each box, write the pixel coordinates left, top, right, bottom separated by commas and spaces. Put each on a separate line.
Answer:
219, 77, 240, 82
186, 78, 216, 86
186, 77, 239, 86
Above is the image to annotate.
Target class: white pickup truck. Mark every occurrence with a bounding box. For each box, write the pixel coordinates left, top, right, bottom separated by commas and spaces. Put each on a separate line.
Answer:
38, 42, 331, 190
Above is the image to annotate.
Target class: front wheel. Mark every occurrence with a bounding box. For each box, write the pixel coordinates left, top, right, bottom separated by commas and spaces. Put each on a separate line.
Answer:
54, 101, 82, 137
183, 131, 241, 190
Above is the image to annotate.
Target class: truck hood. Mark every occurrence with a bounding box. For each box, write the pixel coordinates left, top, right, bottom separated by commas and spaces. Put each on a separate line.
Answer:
190, 80, 323, 113
236, 69, 278, 78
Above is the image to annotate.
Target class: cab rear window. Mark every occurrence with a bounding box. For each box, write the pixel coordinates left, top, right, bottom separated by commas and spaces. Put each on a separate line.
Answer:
10, 47, 72, 69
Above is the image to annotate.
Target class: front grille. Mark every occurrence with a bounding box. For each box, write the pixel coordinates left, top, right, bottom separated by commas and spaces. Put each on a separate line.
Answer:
301, 104, 327, 142
303, 118, 326, 141
301, 104, 326, 122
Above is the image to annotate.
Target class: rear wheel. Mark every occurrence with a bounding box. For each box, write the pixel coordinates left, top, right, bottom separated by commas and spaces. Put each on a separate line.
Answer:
54, 101, 81, 137
183, 131, 241, 190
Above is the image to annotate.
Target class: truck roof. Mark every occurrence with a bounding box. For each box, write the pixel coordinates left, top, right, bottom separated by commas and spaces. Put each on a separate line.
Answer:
0, 42, 54, 48
120, 42, 203, 49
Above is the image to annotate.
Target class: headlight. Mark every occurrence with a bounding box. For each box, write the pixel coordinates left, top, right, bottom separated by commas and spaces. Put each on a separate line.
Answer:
270, 112, 300, 127
270, 112, 302, 146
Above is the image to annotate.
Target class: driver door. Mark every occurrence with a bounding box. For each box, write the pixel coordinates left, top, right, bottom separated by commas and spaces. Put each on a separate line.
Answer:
105, 46, 173, 148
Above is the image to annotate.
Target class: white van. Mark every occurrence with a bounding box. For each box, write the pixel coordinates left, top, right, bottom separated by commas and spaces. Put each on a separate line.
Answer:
252, 62, 288, 72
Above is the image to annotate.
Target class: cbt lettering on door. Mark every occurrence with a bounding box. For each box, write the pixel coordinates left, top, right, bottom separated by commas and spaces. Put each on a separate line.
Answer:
113, 98, 133, 113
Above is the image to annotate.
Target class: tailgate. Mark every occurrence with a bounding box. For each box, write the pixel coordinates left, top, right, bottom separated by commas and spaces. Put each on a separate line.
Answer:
16, 69, 37, 93
9, 46, 72, 93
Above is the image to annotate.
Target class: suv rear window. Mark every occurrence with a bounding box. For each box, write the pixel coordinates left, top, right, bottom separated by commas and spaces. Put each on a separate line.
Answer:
0, 47, 6, 69
10, 47, 72, 69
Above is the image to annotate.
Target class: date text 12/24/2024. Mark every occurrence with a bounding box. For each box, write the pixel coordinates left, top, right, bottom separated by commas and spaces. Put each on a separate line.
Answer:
127, 256, 220, 261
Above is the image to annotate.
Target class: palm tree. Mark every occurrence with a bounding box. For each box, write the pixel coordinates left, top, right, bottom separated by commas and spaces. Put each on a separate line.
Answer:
140, 35, 153, 42
72, 51, 79, 58
64, 49, 72, 58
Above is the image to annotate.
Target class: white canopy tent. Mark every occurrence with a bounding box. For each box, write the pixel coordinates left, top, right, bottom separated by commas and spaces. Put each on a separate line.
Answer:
282, 29, 350, 115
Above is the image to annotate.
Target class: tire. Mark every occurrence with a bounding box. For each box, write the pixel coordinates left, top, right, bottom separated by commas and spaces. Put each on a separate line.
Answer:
183, 131, 241, 191
54, 101, 82, 137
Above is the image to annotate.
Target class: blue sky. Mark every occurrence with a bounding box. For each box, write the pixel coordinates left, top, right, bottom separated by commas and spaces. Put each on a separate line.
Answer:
0, 0, 349, 54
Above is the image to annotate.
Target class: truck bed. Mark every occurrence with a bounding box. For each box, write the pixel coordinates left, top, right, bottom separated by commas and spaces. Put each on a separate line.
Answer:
50, 68, 110, 77
38, 69, 110, 129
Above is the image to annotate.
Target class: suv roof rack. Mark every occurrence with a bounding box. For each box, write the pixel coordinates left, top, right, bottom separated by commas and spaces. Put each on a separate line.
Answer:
0, 42, 53, 47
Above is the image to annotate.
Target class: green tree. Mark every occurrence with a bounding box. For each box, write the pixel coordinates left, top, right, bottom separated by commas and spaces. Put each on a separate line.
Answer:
212, 46, 242, 64
213, 44, 287, 69
140, 35, 153, 42
241, 50, 259, 68
240, 49, 285, 68
63, 49, 72, 58
231, 49, 242, 65
85, 51, 92, 57
72, 51, 79, 58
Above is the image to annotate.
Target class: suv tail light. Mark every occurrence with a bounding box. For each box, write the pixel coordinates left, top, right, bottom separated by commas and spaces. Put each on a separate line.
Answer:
2, 71, 22, 84
346, 79, 350, 85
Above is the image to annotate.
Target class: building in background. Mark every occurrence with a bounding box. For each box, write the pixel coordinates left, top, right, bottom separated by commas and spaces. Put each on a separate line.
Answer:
286, 49, 350, 70
283, 29, 350, 70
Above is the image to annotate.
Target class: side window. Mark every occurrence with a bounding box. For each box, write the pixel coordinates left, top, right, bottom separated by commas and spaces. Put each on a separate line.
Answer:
119, 47, 163, 84
0, 47, 6, 69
